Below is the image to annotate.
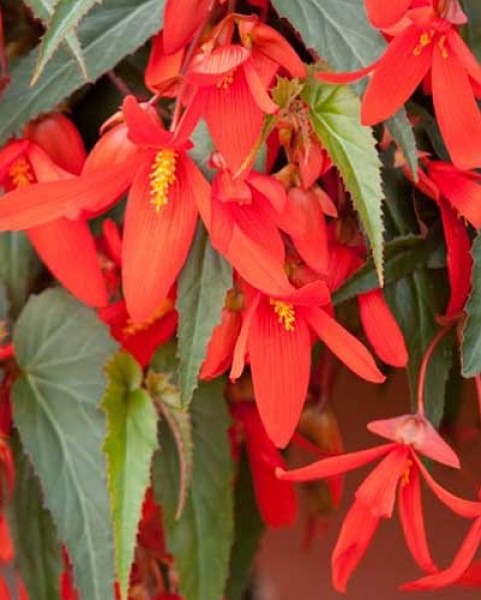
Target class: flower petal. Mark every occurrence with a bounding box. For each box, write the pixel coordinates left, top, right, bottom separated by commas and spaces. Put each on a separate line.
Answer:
277, 443, 395, 482
163, 0, 211, 54
358, 289, 408, 367
242, 59, 278, 114
332, 500, 381, 592
432, 36, 481, 170
122, 157, 199, 323
439, 199, 472, 316
27, 218, 108, 307
145, 31, 184, 96
200, 308, 241, 379
305, 306, 386, 383
402, 518, 481, 590
186, 45, 250, 86
428, 161, 481, 228
355, 445, 409, 517
230, 292, 260, 380
122, 95, 172, 147
235, 403, 297, 527
0, 139, 30, 180
399, 463, 438, 573
248, 296, 312, 447
365, 0, 411, 28
362, 25, 433, 125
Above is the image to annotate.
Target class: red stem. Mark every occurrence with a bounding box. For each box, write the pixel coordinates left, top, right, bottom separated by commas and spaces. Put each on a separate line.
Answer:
416, 323, 455, 416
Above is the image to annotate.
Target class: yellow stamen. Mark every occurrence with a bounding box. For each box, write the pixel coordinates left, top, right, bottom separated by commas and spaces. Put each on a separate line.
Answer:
413, 31, 434, 56
149, 149, 177, 212
400, 459, 413, 487
9, 158, 34, 188
123, 298, 175, 336
270, 299, 295, 331
439, 35, 449, 58
216, 70, 236, 90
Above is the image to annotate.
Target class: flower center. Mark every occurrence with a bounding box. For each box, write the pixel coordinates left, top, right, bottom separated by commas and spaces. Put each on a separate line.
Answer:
9, 157, 34, 188
270, 299, 295, 331
396, 416, 427, 448
413, 30, 435, 56
149, 149, 177, 213
216, 69, 236, 90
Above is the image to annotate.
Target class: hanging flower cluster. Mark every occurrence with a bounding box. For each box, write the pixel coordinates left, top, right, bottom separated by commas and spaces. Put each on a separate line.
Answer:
0, 0, 481, 599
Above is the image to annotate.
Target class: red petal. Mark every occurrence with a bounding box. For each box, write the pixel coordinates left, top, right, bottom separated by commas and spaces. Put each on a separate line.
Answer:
355, 445, 409, 517
402, 518, 481, 590
282, 187, 329, 275
248, 297, 312, 447
332, 500, 380, 592
163, 0, 211, 54
358, 289, 408, 367
432, 37, 481, 170
305, 307, 386, 383
122, 157, 199, 323
186, 45, 250, 86
242, 59, 278, 114
0, 139, 30, 180
428, 161, 481, 228
0, 513, 13, 563
200, 308, 241, 379
25, 113, 86, 175
277, 443, 395, 482
439, 200, 472, 316
0, 158, 139, 229
122, 96, 172, 147
236, 404, 297, 527
399, 464, 438, 573
248, 172, 286, 213
202, 69, 265, 174
28, 218, 108, 307
316, 63, 375, 85
145, 31, 184, 95
413, 454, 481, 518
230, 292, 260, 380
362, 25, 433, 125
0, 577, 11, 600
447, 28, 481, 88
84, 123, 141, 172
365, 0, 411, 28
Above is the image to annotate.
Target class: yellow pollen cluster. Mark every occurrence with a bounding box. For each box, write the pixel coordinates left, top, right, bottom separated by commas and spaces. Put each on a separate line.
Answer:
123, 298, 174, 336
413, 30, 434, 56
270, 299, 296, 331
400, 459, 413, 487
216, 70, 236, 90
9, 158, 34, 188
149, 149, 177, 212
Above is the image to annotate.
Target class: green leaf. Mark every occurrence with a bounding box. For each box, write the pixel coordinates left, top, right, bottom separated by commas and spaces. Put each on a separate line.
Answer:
5, 433, 63, 600
23, 0, 87, 78
462, 232, 481, 377
385, 271, 455, 426
0, 0, 165, 145
153, 380, 234, 600
225, 450, 264, 600
303, 78, 384, 282
177, 225, 232, 407
102, 352, 158, 600
0, 232, 42, 318
147, 370, 193, 519
385, 111, 419, 178
12, 289, 119, 600
32, 0, 100, 82
271, 0, 384, 73
462, 0, 481, 62
333, 229, 444, 305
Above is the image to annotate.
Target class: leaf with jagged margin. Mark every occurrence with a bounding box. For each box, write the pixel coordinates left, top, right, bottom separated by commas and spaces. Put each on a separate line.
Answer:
147, 369, 193, 519
333, 229, 445, 305
102, 352, 158, 600
23, 0, 86, 78
462, 232, 481, 377
153, 379, 234, 600
177, 224, 232, 408
0, 0, 165, 146
12, 289, 118, 600
5, 433, 63, 600
271, 0, 418, 175
303, 77, 385, 283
